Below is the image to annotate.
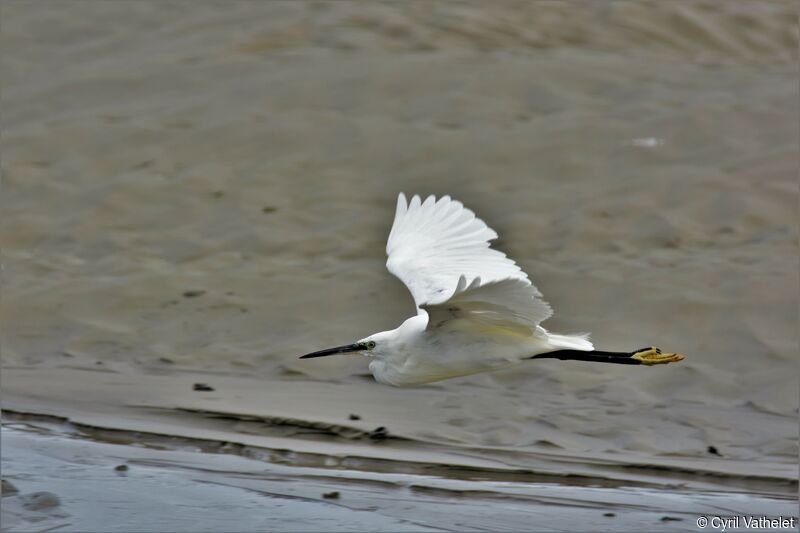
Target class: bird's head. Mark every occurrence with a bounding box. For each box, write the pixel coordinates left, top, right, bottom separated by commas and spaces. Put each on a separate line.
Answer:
299, 331, 390, 360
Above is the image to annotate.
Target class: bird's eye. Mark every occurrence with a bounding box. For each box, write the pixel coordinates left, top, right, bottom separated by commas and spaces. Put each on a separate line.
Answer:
366, 341, 376, 349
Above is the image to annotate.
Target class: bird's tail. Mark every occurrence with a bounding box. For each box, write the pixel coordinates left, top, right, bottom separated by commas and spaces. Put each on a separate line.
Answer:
547, 332, 594, 351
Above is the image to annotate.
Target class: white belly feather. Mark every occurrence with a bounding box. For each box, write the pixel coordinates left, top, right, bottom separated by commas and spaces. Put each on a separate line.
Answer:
368, 325, 569, 386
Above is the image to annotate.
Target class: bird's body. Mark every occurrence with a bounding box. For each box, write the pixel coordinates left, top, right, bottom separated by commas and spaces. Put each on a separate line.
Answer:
367, 313, 522, 386
301, 193, 684, 386
365, 312, 594, 386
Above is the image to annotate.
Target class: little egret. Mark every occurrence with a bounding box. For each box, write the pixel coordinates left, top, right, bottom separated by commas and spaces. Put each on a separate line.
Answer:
301, 193, 685, 386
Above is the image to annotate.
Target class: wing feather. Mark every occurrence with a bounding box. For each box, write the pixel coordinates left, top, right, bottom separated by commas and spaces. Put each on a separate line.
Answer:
421, 276, 552, 333
386, 193, 552, 329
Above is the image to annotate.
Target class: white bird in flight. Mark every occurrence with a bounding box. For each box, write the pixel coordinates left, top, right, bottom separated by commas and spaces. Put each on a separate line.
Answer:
301, 193, 685, 386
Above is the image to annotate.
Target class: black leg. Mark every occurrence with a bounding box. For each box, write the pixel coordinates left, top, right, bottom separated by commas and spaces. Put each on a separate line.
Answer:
530, 347, 685, 366
530, 350, 642, 364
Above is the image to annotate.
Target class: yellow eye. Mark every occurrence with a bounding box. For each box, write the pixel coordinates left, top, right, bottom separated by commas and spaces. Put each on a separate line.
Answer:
366, 341, 376, 349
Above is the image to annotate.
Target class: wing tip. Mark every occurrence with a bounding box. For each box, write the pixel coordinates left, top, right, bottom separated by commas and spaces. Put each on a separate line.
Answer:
396, 192, 408, 213
404, 193, 456, 211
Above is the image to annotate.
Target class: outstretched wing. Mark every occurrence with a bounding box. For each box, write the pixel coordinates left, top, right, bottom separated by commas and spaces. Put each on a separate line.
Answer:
421, 276, 552, 334
386, 193, 552, 329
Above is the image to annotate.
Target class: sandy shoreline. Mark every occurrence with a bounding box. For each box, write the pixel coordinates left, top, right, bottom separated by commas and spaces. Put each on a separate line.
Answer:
5, 420, 794, 533
3, 368, 797, 532
4, 366, 797, 491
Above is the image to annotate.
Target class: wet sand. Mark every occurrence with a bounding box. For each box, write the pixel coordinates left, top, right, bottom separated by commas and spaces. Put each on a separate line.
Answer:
1, 1, 798, 531
3, 417, 796, 533
3, 365, 797, 531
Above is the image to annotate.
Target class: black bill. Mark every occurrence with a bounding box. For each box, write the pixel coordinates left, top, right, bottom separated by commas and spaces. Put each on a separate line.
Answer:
299, 342, 366, 359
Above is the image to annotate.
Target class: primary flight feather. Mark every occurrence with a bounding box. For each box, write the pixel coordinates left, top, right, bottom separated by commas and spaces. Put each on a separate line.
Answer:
301, 193, 685, 386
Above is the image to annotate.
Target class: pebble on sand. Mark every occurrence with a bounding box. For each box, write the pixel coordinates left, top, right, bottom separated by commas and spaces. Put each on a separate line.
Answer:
1, 479, 19, 496
369, 427, 388, 441
182, 290, 206, 298
20, 491, 61, 510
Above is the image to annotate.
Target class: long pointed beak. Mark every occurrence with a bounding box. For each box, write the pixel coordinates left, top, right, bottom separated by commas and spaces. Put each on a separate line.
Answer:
299, 342, 366, 359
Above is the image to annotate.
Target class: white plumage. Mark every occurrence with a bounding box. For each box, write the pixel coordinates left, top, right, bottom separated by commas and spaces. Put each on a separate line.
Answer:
300, 193, 684, 386
386, 193, 530, 306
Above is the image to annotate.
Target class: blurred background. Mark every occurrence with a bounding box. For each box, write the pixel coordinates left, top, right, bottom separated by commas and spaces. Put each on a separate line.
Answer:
1, 1, 797, 531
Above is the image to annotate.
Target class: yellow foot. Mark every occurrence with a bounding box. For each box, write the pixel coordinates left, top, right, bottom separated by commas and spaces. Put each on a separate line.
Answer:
631, 347, 685, 366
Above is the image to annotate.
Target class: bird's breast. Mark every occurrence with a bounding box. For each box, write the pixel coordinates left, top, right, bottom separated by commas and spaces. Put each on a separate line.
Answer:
367, 339, 521, 387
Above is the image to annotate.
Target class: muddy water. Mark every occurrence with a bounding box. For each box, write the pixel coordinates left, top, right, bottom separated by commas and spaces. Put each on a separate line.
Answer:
1, 2, 798, 531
